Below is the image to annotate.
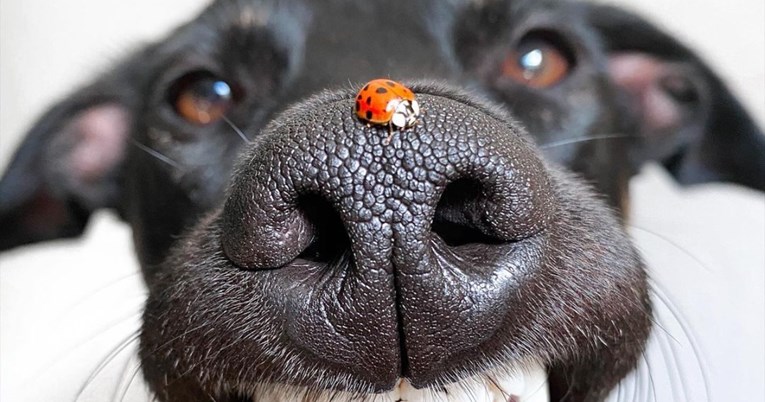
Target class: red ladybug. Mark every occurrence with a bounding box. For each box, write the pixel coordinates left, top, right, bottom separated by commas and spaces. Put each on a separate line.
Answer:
354, 79, 420, 129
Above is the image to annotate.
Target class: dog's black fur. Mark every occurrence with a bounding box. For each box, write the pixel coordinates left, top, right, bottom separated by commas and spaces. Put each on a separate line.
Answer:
1, 1, 763, 401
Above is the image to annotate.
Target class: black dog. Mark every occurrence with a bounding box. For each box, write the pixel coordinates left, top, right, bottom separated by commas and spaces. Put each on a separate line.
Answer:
1, 1, 763, 401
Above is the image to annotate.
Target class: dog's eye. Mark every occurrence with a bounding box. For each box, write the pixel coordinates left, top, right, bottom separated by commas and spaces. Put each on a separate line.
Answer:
170, 71, 235, 125
502, 33, 572, 88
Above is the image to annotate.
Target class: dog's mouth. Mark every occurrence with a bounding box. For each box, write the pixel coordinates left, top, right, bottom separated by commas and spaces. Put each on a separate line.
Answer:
219, 363, 549, 402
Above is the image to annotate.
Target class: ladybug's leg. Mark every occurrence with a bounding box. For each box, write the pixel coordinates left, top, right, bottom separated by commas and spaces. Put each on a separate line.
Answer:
384, 124, 394, 145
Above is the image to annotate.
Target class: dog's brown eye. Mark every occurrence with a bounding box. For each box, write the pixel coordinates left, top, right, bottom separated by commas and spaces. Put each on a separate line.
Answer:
171, 72, 235, 125
502, 34, 572, 88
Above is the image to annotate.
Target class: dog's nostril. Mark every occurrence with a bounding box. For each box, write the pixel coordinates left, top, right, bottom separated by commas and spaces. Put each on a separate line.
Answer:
295, 194, 351, 264
431, 178, 504, 247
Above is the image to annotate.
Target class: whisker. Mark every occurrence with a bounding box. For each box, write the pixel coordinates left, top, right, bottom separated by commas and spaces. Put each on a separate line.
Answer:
621, 353, 641, 402
23, 309, 142, 395
650, 283, 711, 402
645, 282, 687, 402
165, 329, 248, 392
75, 330, 141, 401
67, 270, 143, 311
114, 354, 144, 402
644, 317, 679, 348
222, 115, 251, 144
149, 321, 209, 355
538, 133, 633, 150
82, 310, 145, 345
626, 356, 640, 402
612, 371, 626, 402
560, 368, 575, 401
640, 349, 658, 402
654, 318, 688, 402
632, 222, 715, 401
629, 225, 714, 272
633, 291, 680, 345
130, 139, 180, 168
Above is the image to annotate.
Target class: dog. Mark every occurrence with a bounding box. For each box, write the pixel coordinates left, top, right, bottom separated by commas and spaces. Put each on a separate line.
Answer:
1, 0, 763, 401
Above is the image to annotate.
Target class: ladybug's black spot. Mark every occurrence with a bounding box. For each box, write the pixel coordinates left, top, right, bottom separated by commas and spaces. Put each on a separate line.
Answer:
357, 94, 362, 100
366, 96, 372, 105
386, 81, 397, 87
355, 101, 360, 111
363, 84, 370, 91
375, 87, 388, 94
365, 111, 373, 120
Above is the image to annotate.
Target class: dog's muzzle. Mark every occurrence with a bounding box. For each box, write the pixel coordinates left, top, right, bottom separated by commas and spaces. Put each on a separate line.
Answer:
219, 88, 556, 389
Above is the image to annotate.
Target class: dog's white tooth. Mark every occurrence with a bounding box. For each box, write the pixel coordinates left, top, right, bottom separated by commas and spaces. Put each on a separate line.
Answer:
486, 362, 549, 402
440, 379, 492, 402
246, 363, 549, 402
388, 378, 404, 401
391, 378, 491, 402
519, 363, 549, 402
492, 370, 525, 397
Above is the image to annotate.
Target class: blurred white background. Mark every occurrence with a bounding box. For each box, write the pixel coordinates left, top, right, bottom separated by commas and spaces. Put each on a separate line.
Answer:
1, 0, 763, 401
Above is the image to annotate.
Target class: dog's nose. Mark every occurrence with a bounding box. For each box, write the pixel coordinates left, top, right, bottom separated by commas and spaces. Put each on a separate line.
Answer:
220, 87, 555, 388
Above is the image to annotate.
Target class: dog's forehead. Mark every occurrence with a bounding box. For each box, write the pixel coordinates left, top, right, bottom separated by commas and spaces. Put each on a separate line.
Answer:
191, 0, 476, 96
297, 1, 456, 87
187, 0, 586, 91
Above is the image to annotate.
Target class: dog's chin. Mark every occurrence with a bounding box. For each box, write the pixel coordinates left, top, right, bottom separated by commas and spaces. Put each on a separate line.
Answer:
219, 363, 549, 402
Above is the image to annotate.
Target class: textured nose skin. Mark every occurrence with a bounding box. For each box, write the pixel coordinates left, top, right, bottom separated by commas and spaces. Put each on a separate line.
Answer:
221, 87, 555, 387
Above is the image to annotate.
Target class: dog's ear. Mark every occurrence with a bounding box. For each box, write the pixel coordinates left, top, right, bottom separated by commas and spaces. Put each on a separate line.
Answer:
587, 5, 765, 191
0, 62, 140, 251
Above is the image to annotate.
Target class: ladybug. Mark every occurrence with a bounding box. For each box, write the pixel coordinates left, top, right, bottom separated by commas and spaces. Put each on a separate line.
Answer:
354, 79, 420, 130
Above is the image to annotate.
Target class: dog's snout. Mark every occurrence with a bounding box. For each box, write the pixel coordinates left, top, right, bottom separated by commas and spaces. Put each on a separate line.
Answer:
219, 88, 557, 387
222, 91, 554, 270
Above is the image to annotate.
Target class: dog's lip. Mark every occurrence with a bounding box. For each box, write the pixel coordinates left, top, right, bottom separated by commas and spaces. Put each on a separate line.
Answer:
225, 362, 549, 402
